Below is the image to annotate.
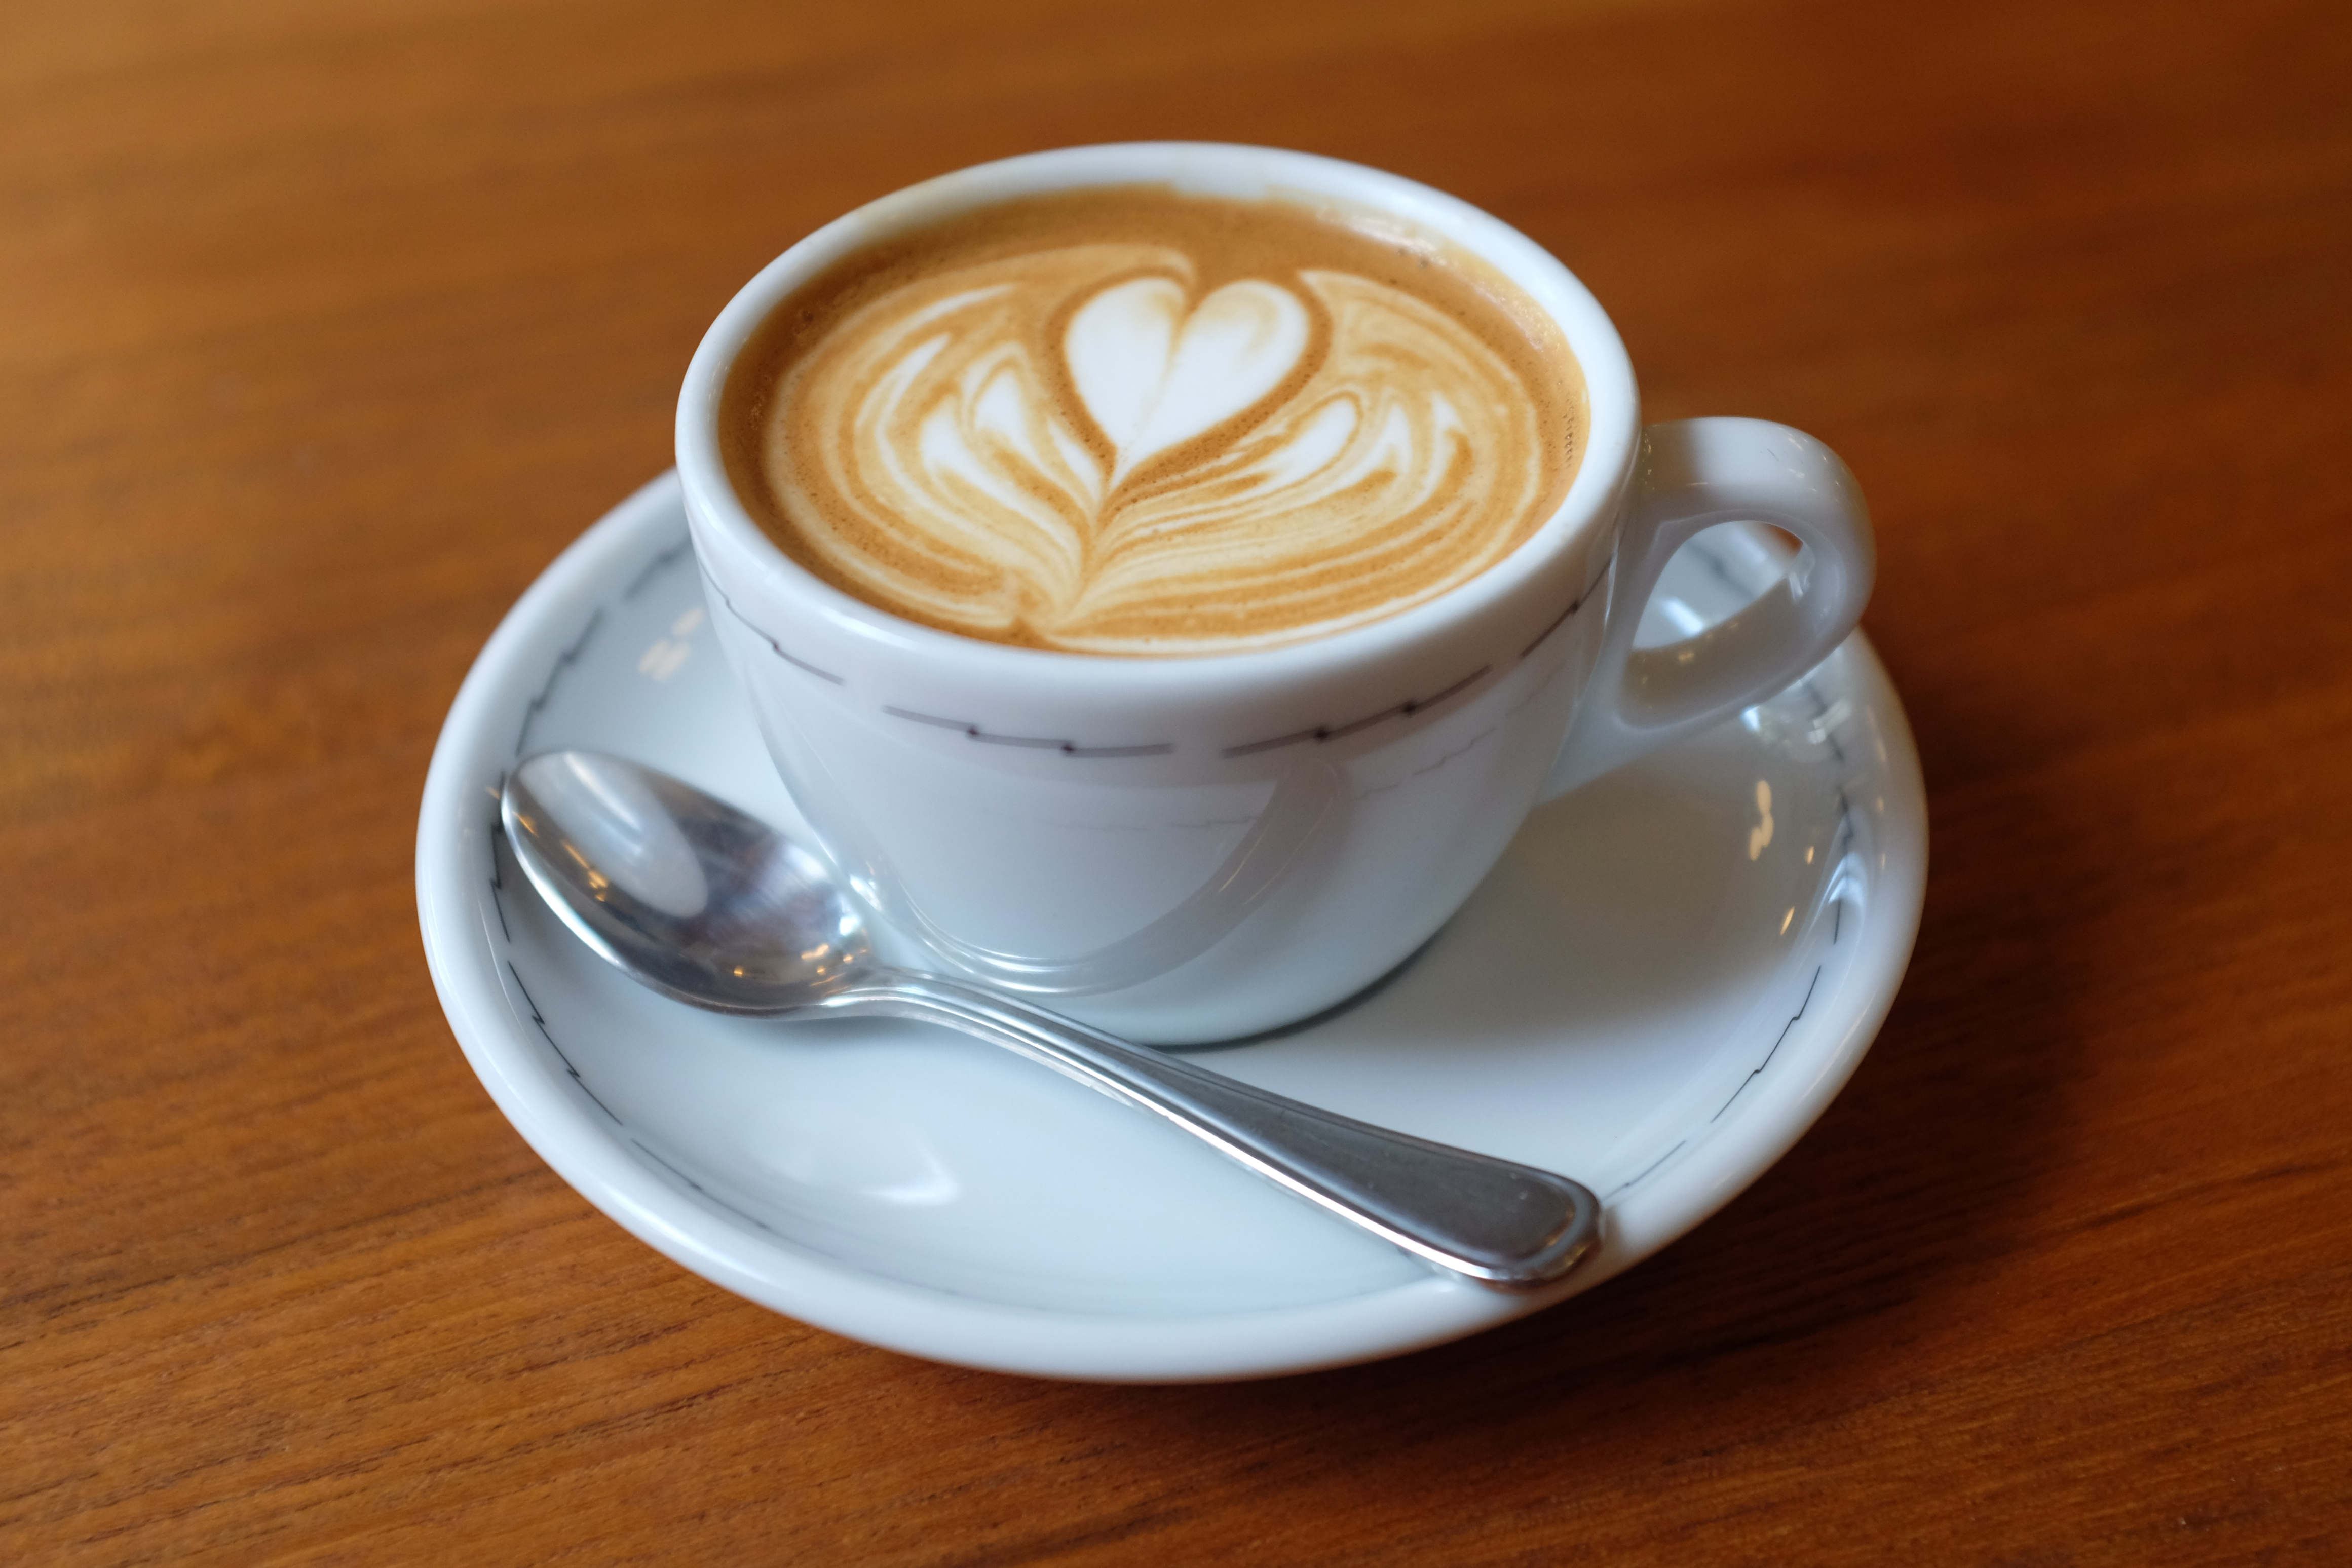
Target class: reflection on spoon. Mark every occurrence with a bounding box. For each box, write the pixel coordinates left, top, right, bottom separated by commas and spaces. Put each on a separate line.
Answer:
500, 750, 1602, 1288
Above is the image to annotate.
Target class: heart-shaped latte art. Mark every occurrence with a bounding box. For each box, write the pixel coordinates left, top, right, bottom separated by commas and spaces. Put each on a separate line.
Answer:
755, 233, 1576, 654
1063, 278, 1311, 485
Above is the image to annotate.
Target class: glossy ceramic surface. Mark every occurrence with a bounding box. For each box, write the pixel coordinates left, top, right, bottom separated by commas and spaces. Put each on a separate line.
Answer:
678, 144, 1875, 1043
416, 473, 1926, 1381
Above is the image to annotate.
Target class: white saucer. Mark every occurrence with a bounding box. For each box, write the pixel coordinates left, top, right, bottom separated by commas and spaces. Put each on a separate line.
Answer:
417, 473, 1926, 1382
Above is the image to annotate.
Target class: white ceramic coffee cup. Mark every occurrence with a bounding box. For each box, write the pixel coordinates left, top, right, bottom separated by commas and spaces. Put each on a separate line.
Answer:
678, 143, 1872, 1044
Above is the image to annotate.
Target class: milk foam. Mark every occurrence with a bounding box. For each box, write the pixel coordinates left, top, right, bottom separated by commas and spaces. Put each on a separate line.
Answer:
728, 192, 1582, 654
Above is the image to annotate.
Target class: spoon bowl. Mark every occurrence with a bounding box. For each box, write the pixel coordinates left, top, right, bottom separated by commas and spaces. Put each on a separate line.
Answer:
504, 752, 868, 1010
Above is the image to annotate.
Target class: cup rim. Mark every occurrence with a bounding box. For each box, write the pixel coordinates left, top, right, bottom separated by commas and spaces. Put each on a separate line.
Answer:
676, 141, 1640, 696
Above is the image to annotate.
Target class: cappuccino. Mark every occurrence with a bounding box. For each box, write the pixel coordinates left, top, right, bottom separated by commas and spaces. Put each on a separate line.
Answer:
721, 187, 1587, 655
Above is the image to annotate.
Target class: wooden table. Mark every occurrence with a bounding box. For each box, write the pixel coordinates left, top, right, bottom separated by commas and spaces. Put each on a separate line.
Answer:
8, 1, 2348, 1561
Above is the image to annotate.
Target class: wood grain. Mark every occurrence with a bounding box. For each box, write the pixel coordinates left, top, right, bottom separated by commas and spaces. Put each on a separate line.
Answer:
5, 0, 2348, 1562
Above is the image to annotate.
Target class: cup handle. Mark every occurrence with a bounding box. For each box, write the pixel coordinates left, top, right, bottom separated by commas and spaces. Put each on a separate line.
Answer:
1540, 417, 1876, 800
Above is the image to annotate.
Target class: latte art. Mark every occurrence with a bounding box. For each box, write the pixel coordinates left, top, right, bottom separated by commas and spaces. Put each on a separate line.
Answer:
725, 190, 1585, 654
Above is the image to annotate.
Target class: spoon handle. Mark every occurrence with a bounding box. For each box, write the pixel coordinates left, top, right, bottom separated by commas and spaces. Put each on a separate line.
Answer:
817, 971, 1602, 1287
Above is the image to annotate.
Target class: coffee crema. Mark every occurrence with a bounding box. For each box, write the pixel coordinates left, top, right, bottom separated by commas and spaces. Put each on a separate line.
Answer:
721, 187, 1587, 655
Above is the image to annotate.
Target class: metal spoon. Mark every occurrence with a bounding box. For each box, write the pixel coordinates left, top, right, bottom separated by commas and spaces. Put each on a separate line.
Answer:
500, 750, 1601, 1287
